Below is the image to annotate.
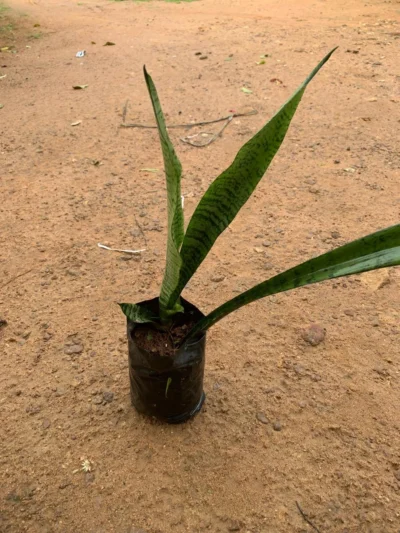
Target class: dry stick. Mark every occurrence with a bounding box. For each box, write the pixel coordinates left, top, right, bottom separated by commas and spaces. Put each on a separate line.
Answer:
122, 99, 129, 124
97, 243, 145, 254
134, 215, 148, 246
295, 502, 322, 533
120, 109, 258, 129
117, 99, 130, 137
0, 268, 34, 291
180, 115, 233, 147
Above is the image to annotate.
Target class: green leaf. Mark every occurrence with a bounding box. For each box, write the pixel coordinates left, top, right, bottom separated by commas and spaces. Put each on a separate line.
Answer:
165, 377, 172, 398
143, 67, 185, 319
119, 303, 158, 324
241, 87, 253, 94
168, 48, 337, 308
185, 224, 400, 340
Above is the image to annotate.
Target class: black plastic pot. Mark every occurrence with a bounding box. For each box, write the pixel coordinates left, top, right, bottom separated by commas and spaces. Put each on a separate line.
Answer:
127, 297, 206, 424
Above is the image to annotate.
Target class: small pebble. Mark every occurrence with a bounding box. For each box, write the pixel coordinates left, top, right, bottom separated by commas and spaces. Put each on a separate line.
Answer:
293, 364, 306, 376
102, 391, 114, 403
42, 418, 51, 429
211, 275, 225, 283
256, 412, 269, 424
64, 344, 84, 355
302, 324, 326, 346
272, 421, 282, 432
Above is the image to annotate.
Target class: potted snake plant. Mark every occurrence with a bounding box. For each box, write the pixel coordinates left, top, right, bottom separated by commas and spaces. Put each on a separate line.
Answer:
119, 48, 400, 423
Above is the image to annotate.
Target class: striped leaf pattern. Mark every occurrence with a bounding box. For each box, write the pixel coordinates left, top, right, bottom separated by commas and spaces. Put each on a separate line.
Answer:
119, 303, 158, 324
143, 67, 185, 318
184, 224, 400, 340
165, 48, 337, 310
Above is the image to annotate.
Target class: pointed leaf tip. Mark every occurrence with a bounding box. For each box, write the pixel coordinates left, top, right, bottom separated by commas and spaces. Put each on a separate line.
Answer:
169, 48, 338, 307
143, 70, 185, 319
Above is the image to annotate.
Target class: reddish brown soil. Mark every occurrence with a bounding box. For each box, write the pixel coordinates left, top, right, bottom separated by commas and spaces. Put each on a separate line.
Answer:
1, 0, 399, 532
132, 321, 195, 356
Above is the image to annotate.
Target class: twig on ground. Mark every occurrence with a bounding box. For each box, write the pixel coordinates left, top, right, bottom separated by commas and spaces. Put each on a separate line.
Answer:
0, 268, 34, 291
120, 109, 258, 129
122, 99, 129, 124
296, 502, 322, 533
181, 115, 234, 147
97, 243, 145, 254
134, 215, 148, 246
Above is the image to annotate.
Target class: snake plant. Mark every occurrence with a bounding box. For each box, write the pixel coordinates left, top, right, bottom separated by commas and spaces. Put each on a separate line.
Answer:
120, 48, 400, 343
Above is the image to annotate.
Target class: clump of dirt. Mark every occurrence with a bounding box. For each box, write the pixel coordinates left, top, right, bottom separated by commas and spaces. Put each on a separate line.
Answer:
132, 320, 195, 357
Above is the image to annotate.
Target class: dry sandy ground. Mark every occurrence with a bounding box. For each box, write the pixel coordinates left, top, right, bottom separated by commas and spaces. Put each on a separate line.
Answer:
0, 0, 399, 531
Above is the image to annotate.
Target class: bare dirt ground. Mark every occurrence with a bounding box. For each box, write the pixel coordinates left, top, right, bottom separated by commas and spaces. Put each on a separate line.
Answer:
1, 0, 400, 531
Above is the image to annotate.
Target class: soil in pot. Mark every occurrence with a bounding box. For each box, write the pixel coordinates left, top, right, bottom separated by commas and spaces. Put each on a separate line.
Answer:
127, 297, 206, 423
132, 320, 195, 358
